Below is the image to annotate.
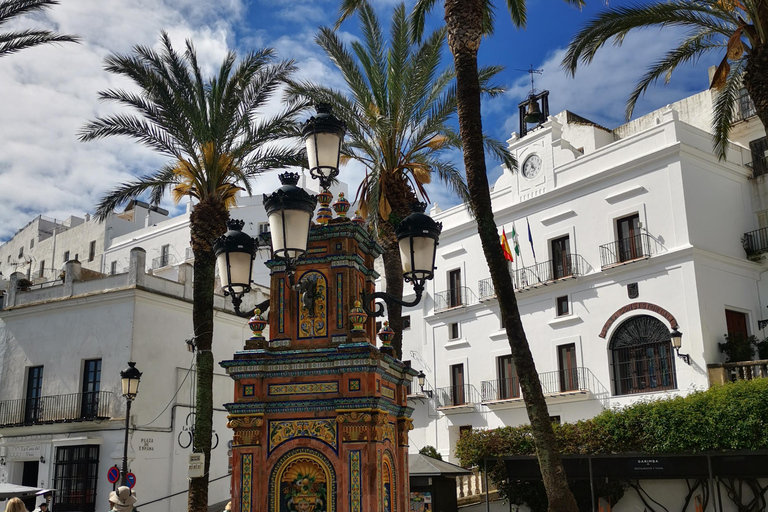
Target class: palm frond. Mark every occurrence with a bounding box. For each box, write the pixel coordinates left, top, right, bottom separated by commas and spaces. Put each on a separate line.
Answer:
712, 59, 746, 160
0, 28, 77, 56
95, 166, 178, 221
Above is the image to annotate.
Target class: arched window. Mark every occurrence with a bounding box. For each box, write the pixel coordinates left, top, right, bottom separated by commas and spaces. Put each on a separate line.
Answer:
610, 315, 676, 395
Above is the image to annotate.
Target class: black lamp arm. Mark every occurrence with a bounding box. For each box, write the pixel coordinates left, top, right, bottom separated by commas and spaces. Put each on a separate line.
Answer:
230, 295, 270, 318
361, 284, 424, 318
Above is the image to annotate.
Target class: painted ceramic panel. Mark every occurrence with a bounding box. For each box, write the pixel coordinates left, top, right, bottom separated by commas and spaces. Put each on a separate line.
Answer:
269, 419, 338, 454
349, 450, 361, 512
270, 449, 336, 512
297, 270, 327, 339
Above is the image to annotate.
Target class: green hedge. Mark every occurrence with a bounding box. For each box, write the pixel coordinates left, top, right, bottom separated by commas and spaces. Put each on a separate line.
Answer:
456, 379, 768, 468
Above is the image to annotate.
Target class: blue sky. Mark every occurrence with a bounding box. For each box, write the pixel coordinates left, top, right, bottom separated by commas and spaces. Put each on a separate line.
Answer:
0, 0, 709, 241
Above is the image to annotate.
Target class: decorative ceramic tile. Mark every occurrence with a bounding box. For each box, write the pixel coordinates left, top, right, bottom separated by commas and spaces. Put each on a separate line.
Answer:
349, 379, 361, 391
298, 270, 328, 339
241, 453, 252, 512
269, 418, 338, 453
381, 386, 395, 400
243, 385, 255, 397
278, 278, 285, 333
268, 382, 338, 396
350, 450, 361, 512
336, 273, 344, 329
269, 448, 336, 512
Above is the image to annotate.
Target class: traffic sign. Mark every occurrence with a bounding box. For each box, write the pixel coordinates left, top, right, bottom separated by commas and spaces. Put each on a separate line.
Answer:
126, 473, 136, 489
107, 466, 120, 484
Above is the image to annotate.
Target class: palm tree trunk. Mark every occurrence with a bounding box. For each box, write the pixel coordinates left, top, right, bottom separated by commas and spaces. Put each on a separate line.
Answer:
444, 1, 578, 510
187, 198, 229, 512
744, 44, 768, 133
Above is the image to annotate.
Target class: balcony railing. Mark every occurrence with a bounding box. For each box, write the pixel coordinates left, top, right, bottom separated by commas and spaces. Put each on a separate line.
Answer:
457, 466, 497, 506
478, 277, 495, 300
435, 384, 481, 409
151, 254, 177, 269
482, 367, 609, 404
599, 233, 654, 269
434, 286, 477, 313
0, 391, 112, 427
708, 360, 768, 386
185, 247, 195, 261
742, 227, 768, 258
514, 254, 584, 289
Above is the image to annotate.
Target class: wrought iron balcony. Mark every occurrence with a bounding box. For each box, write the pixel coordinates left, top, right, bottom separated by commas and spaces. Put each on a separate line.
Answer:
0, 391, 112, 427
151, 253, 177, 269
481, 367, 609, 405
513, 254, 584, 290
434, 286, 477, 313
742, 227, 768, 258
599, 233, 654, 269
478, 277, 495, 300
435, 384, 481, 409
185, 247, 195, 261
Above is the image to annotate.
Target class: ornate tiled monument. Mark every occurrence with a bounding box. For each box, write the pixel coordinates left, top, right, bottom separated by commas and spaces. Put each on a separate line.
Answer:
220, 207, 416, 512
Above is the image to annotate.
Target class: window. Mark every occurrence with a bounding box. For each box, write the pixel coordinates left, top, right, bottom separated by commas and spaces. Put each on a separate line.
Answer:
725, 309, 749, 339
448, 322, 460, 340
74, 254, 78, 261
18, 246, 23, 259
39, 260, 45, 279
81, 359, 101, 419
610, 315, 676, 395
402, 315, 411, 330
550, 416, 562, 425
558, 343, 578, 392
25, 366, 44, 424
63, 250, 70, 262
556, 296, 569, 317
497, 355, 519, 399
53, 445, 99, 512
749, 137, 768, 177
616, 214, 642, 262
30, 238, 34, 249
110, 261, 118, 275
450, 364, 466, 405
160, 244, 170, 267
258, 222, 270, 235
459, 425, 472, 437
448, 269, 462, 307
550, 235, 571, 279
737, 88, 756, 120
88, 241, 96, 262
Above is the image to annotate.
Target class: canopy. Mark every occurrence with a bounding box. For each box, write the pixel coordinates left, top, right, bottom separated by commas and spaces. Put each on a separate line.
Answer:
0, 484, 44, 500
409, 454, 472, 477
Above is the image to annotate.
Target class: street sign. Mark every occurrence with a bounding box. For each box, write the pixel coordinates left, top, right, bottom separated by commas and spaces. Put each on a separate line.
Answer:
107, 466, 120, 484
126, 473, 136, 489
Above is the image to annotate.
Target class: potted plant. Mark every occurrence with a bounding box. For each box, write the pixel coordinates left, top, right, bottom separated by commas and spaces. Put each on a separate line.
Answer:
718, 333, 758, 362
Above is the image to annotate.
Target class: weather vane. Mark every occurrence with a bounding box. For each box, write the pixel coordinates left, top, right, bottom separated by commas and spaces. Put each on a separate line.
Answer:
516, 65, 543, 95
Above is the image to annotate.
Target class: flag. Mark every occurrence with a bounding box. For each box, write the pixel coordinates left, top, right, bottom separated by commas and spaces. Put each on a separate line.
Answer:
501, 228, 514, 262
510, 225, 520, 256
527, 217, 536, 260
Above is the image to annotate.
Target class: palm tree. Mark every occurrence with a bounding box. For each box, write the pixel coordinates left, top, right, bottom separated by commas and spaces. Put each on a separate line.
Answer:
337, 1, 583, 510
79, 32, 304, 512
290, 1, 510, 359
562, 0, 768, 160
0, 0, 78, 57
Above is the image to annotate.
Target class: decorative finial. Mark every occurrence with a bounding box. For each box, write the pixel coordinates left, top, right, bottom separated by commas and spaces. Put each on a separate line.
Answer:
317, 189, 333, 225
332, 192, 350, 218
349, 300, 367, 333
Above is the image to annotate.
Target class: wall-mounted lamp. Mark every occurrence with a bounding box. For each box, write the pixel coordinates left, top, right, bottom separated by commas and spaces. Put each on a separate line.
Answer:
417, 370, 433, 398
0, 458, 5, 465
39, 456, 45, 464
669, 328, 690, 365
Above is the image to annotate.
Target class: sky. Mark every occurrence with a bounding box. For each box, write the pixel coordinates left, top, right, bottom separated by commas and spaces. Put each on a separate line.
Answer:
0, 0, 710, 242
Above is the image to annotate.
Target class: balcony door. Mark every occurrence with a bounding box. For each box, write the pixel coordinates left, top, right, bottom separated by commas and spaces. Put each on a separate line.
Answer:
617, 214, 641, 262
557, 344, 578, 392
81, 359, 101, 419
24, 366, 43, 425
551, 236, 571, 279
497, 355, 519, 399
448, 269, 462, 307
450, 364, 465, 405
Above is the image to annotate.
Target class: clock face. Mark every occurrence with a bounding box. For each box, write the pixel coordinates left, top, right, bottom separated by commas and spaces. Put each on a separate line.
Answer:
522, 154, 542, 179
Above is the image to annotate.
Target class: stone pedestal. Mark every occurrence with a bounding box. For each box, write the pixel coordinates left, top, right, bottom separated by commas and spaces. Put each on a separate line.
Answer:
221, 219, 415, 512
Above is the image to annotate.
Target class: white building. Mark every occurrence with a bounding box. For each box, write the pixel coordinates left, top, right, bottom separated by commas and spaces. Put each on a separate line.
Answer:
398, 77, 768, 510
0, 249, 253, 512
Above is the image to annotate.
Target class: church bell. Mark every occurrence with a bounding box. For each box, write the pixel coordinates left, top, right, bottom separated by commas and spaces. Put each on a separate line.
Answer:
524, 95, 543, 124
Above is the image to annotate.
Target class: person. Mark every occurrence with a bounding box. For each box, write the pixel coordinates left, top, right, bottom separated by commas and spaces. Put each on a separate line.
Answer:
32, 502, 47, 512
108, 487, 137, 512
224, 502, 231, 512
4, 498, 27, 512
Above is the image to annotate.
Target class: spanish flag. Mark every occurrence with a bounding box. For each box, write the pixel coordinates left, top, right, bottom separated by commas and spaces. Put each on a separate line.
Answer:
501, 228, 514, 262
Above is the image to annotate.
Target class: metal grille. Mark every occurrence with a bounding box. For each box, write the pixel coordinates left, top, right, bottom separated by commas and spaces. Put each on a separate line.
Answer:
434, 287, 476, 312
599, 233, 653, 268
610, 315, 676, 395
435, 385, 480, 408
0, 391, 112, 427
54, 445, 99, 512
749, 137, 768, 177
743, 226, 768, 257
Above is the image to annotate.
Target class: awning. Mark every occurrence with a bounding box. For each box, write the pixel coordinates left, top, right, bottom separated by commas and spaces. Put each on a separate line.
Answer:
409, 454, 472, 477
0, 484, 44, 500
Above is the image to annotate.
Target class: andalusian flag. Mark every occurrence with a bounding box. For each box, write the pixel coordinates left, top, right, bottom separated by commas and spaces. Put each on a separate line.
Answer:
510, 225, 521, 256
501, 228, 514, 262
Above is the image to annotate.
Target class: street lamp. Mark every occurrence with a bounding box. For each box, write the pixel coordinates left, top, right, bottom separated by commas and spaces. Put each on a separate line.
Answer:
417, 370, 432, 398
120, 362, 142, 485
301, 104, 346, 191
362, 203, 442, 317
669, 328, 690, 365
214, 219, 257, 315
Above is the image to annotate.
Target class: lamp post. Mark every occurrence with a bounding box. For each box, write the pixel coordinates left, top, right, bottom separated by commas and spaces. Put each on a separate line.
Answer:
417, 370, 433, 398
669, 328, 690, 365
301, 103, 346, 191
214, 219, 257, 316
120, 362, 141, 485
361, 202, 442, 317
